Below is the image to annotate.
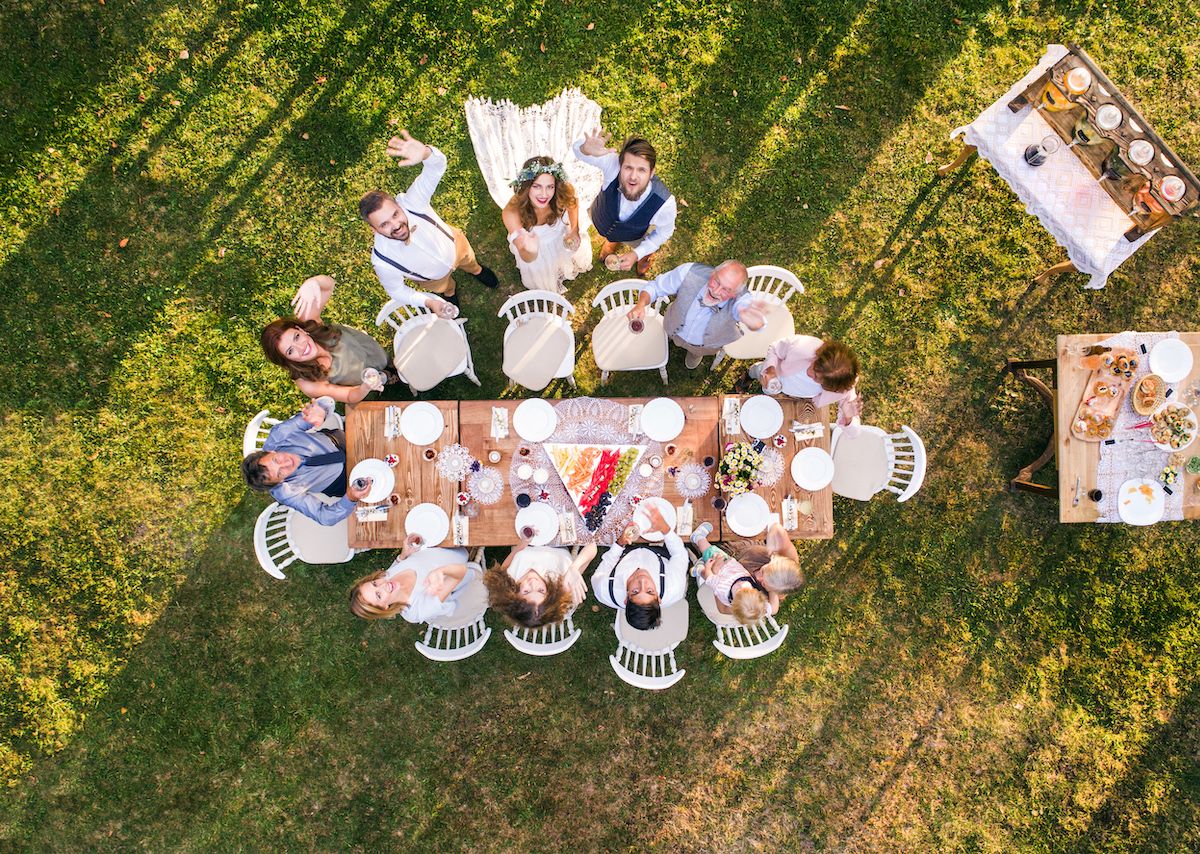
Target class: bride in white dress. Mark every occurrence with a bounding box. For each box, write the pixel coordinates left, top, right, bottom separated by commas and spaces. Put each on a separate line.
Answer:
464, 89, 603, 292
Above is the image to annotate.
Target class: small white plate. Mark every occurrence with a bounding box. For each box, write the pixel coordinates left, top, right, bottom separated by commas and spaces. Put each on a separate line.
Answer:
400, 402, 445, 446
739, 395, 784, 438
632, 496, 677, 542
725, 492, 771, 536
405, 502, 451, 545
640, 397, 686, 442
512, 398, 558, 442
1149, 338, 1193, 383
514, 503, 559, 546
1116, 478, 1165, 526
791, 446, 835, 490
348, 459, 395, 504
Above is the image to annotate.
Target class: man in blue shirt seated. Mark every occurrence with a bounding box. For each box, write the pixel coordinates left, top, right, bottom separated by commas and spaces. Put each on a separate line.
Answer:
241, 401, 370, 526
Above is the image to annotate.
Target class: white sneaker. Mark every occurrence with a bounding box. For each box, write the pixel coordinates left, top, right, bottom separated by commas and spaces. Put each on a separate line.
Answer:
749, 362, 764, 379
685, 351, 704, 370
689, 522, 713, 546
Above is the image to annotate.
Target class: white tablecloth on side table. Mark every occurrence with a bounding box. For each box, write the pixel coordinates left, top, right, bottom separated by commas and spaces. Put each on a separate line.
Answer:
951, 44, 1157, 289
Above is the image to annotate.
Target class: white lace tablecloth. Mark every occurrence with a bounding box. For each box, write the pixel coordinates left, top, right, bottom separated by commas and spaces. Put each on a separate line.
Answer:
951, 45, 1158, 289
1094, 331, 1184, 522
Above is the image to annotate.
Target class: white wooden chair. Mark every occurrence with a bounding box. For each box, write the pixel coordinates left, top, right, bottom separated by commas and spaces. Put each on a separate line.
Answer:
695, 582, 790, 659
252, 501, 355, 579
609, 599, 689, 690
415, 549, 492, 662
590, 279, 669, 386
503, 607, 582, 656
830, 424, 927, 502
711, 264, 805, 370
242, 408, 343, 456
497, 290, 577, 392
376, 299, 480, 396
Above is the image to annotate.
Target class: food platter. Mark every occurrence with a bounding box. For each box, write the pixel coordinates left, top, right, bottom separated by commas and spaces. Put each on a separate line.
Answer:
1148, 402, 1197, 452
1070, 348, 1139, 442
1131, 373, 1166, 416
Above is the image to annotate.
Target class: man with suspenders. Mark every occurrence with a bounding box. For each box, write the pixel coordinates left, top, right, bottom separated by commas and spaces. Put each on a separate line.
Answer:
591, 505, 689, 630
359, 130, 499, 311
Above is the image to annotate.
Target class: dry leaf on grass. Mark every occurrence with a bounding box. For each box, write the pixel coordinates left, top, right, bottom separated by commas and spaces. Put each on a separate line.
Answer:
178, 48, 189, 59
118, 237, 129, 248
586, 22, 594, 30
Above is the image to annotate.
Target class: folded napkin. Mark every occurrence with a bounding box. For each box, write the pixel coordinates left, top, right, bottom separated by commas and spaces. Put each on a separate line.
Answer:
627, 404, 644, 436
491, 407, 509, 440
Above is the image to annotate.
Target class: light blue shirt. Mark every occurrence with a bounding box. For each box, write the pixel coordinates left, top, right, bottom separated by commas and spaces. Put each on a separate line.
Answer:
264, 414, 355, 526
642, 262, 753, 346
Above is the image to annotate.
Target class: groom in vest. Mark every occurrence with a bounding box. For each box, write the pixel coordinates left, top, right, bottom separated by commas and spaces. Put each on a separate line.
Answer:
627, 260, 766, 370
573, 129, 677, 277
359, 130, 499, 312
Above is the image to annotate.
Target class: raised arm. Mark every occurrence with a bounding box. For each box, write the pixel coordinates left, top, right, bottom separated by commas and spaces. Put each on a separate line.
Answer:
572, 129, 620, 182
765, 522, 799, 563
294, 376, 375, 404
386, 131, 446, 211
424, 562, 469, 602
627, 262, 692, 321
502, 203, 539, 263
291, 274, 336, 322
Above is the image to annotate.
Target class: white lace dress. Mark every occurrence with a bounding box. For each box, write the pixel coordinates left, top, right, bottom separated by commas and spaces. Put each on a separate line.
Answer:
465, 88, 604, 292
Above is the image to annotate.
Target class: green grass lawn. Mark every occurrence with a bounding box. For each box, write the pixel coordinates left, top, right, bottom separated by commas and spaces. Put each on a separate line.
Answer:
3, 0, 1200, 849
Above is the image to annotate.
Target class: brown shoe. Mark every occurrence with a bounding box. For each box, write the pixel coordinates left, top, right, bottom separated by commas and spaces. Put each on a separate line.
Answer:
636, 251, 657, 278
598, 240, 620, 263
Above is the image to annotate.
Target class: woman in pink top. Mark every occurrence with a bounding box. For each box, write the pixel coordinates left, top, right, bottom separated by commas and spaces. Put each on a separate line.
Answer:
750, 335, 863, 433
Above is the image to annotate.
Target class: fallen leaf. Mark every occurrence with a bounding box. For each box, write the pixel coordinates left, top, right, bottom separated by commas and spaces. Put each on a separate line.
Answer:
137, 92, 146, 102
388, 117, 399, 126
924, 151, 933, 164
110, 140, 117, 149
301, 132, 309, 139
732, 89, 738, 97
780, 75, 788, 82
329, 159, 336, 165
517, 672, 531, 680
659, 81, 667, 89
540, 42, 546, 52
802, 203, 809, 209
834, 104, 851, 111
419, 54, 428, 65
679, 198, 689, 207
97, 311, 111, 318
315, 75, 327, 83
216, 407, 226, 414
587, 21, 596, 29
436, 86, 447, 95
873, 258, 886, 270
178, 48, 189, 59
120, 708, 126, 714
147, 65, 155, 73
170, 99, 181, 106
217, 247, 226, 258
118, 237, 129, 248
953, 17, 962, 24
591, 604, 600, 612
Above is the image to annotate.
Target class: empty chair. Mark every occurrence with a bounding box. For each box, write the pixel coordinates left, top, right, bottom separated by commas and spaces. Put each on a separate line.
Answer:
242, 407, 343, 456
609, 599, 689, 690
415, 549, 492, 662
503, 607, 582, 656
695, 582, 789, 660
376, 299, 480, 396
830, 424, 927, 502
497, 290, 577, 392
590, 279, 669, 385
252, 501, 355, 579
712, 264, 804, 370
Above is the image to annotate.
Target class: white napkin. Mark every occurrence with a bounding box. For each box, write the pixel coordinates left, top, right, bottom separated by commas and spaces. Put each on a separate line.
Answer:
491, 407, 509, 440
558, 513, 578, 544
781, 496, 799, 531
723, 398, 742, 434
627, 404, 644, 435
675, 502, 694, 536
453, 512, 469, 546
356, 505, 389, 522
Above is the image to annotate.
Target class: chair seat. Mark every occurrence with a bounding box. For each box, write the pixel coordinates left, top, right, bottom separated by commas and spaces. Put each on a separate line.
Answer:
288, 511, 352, 564
394, 318, 467, 392
592, 309, 668, 371
428, 574, 488, 630
503, 315, 572, 391
723, 300, 795, 360
831, 427, 890, 500
617, 598, 689, 648
696, 583, 740, 626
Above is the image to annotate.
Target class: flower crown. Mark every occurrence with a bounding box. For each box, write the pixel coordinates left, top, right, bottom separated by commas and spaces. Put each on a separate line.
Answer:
509, 160, 567, 190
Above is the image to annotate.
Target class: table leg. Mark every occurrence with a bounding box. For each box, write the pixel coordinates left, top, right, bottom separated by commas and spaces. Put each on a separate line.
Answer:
936, 142, 976, 177
1004, 358, 1057, 497
1034, 258, 1077, 285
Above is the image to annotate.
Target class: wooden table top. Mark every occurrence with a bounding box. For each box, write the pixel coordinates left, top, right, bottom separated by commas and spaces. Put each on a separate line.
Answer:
718, 395, 834, 540
1057, 333, 1200, 523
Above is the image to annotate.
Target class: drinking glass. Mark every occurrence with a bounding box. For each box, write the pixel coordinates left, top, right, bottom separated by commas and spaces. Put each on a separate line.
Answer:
1023, 135, 1061, 167
1065, 66, 1093, 96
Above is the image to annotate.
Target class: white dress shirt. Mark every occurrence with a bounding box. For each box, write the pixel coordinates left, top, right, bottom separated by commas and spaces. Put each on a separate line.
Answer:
591, 533, 688, 609
571, 140, 677, 260
643, 262, 754, 346
371, 146, 458, 307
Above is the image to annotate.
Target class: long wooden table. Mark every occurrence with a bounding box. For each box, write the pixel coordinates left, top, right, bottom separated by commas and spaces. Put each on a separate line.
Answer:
347, 395, 835, 547
1057, 333, 1200, 523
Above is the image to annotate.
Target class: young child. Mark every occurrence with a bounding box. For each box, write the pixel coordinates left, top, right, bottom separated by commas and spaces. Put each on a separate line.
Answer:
689, 521, 805, 624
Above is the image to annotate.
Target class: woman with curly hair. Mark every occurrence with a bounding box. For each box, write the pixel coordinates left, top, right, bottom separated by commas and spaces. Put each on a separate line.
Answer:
484, 540, 597, 628
261, 275, 395, 404
499, 156, 587, 293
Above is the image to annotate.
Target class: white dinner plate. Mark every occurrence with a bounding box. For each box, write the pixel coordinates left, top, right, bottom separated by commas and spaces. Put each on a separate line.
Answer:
631, 496, 677, 542
640, 397, 686, 442
739, 395, 784, 439
1149, 402, 1197, 452
790, 446, 835, 491
1149, 338, 1193, 383
400, 402, 445, 446
724, 492, 771, 536
512, 398, 558, 442
348, 459, 395, 504
514, 503, 559, 546
1116, 478, 1165, 526
405, 503, 451, 545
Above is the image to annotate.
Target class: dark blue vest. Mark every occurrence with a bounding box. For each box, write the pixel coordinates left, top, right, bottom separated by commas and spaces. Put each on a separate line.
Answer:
590, 174, 669, 242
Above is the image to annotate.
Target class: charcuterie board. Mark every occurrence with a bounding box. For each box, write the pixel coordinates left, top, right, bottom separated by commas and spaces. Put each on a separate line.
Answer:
1069, 348, 1139, 441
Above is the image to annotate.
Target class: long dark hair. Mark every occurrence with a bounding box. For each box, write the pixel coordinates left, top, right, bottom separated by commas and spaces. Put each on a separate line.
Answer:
261, 318, 342, 382
506, 156, 578, 230
483, 563, 572, 629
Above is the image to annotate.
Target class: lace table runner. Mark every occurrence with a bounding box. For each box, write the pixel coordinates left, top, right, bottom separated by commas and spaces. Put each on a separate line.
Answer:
1094, 331, 1183, 522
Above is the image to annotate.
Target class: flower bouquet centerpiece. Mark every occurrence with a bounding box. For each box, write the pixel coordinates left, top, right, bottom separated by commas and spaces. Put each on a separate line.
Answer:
718, 441, 764, 496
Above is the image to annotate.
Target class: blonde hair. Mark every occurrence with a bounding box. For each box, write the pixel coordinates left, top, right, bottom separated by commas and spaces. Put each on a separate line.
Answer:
761, 555, 804, 594
731, 585, 769, 625
349, 569, 405, 621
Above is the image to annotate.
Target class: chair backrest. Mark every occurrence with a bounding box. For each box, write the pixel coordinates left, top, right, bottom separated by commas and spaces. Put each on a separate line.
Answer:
498, 289, 575, 324
695, 578, 790, 659
243, 409, 281, 456
744, 264, 805, 303
375, 298, 435, 334
884, 425, 927, 502
252, 502, 295, 579
503, 608, 582, 656
415, 550, 492, 662
609, 599, 688, 690
592, 279, 666, 316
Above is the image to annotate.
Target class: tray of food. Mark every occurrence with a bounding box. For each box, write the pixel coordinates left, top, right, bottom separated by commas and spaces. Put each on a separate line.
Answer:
1070, 349, 1139, 441
1131, 373, 1166, 416
1145, 402, 1197, 452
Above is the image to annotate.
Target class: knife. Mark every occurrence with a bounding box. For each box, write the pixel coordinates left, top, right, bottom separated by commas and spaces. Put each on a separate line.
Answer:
1072, 476, 1082, 506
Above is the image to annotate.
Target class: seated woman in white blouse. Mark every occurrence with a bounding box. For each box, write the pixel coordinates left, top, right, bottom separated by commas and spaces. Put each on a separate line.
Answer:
485, 541, 597, 628
349, 537, 474, 623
